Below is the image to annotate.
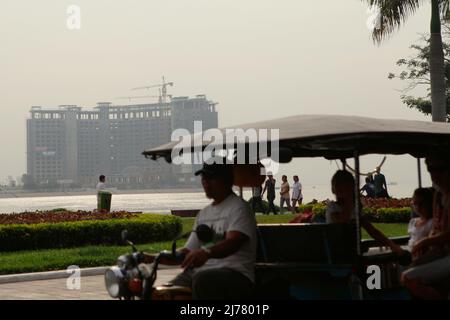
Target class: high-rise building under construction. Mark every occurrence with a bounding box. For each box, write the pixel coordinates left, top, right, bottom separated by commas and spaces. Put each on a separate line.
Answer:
26, 95, 218, 188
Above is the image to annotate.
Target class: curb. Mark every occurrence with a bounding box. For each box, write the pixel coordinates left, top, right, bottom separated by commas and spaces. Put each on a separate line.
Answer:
0, 265, 179, 284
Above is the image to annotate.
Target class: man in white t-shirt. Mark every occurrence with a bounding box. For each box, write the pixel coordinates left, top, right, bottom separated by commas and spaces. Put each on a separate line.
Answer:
146, 161, 257, 299
291, 175, 303, 212
96, 175, 107, 201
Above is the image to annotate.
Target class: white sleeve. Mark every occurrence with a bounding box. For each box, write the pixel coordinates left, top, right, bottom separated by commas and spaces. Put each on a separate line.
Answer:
226, 203, 256, 239
407, 219, 415, 234
424, 219, 433, 236
184, 232, 200, 251
183, 218, 200, 250
325, 202, 341, 224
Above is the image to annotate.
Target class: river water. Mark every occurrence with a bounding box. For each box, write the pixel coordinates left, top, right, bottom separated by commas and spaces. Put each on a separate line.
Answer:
0, 184, 418, 214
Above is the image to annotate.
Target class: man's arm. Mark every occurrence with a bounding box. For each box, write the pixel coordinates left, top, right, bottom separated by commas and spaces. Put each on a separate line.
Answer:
181, 231, 249, 269
141, 222, 201, 265
361, 218, 404, 254
141, 247, 190, 265
412, 231, 450, 257
296, 184, 302, 200
261, 183, 267, 197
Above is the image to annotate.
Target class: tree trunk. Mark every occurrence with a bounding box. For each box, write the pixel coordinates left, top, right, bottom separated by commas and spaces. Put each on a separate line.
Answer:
429, 0, 447, 122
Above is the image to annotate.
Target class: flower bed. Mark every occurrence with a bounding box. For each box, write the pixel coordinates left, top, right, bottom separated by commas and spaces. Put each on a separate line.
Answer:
360, 197, 412, 210
0, 210, 138, 225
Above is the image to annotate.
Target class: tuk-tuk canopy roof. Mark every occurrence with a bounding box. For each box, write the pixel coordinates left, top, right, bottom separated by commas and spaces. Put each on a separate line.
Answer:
142, 114, 450, 161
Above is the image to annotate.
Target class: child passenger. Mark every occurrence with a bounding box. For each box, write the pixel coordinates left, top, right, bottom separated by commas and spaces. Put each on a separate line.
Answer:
408, 188, 434, 250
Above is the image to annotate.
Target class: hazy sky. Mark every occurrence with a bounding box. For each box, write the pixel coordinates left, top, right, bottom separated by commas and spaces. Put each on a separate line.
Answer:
0, 0, 435, 195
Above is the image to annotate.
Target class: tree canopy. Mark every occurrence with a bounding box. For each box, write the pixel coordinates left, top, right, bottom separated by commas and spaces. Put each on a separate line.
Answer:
388, 28, 450, 121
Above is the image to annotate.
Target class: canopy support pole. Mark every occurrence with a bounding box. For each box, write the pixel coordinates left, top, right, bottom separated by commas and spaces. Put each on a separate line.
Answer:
341, 158, 347, 170
354, 151, 362, 256
417, 158, 422, 188
239, 186, 243, 199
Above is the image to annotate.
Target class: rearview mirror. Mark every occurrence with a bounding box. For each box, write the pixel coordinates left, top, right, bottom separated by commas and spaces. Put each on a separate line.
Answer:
121, 229, 137, 252
121, 229, 128, 243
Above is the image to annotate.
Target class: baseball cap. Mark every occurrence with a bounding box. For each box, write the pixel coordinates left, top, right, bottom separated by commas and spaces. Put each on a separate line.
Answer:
194, 162, 233, 180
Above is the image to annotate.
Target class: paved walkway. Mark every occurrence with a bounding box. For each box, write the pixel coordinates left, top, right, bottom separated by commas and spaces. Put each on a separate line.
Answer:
0, 268, 181, 300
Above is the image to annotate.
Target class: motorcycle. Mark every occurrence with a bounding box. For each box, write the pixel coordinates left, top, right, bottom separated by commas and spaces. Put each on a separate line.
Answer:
104, 225, 213, 300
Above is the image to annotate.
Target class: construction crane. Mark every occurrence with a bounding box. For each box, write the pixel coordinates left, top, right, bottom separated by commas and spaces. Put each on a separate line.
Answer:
131, 76, 174, 103
115, 95, 160, 103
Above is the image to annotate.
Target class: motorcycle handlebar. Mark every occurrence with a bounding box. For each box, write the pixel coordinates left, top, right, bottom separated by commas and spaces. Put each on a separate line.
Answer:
159, 250, 186, 263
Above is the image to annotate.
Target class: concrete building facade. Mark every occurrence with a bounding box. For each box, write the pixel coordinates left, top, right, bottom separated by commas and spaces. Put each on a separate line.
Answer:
27, 96, 218, 188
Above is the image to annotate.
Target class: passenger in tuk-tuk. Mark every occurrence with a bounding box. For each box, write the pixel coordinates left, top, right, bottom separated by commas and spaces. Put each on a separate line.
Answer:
326, 170, 405, 255
401, 154, 450, 299
407, 187, 434, 251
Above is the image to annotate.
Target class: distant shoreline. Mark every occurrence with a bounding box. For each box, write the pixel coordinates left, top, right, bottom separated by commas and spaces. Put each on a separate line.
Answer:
0, 188, 205, 199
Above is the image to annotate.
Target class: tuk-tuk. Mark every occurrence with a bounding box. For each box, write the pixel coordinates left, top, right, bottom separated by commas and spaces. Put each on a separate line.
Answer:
142, 114, 450, 300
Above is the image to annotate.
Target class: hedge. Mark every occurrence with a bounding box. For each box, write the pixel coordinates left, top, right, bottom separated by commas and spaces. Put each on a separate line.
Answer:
296, 204, 412, 223
298, 204, 314, 213
365, 207, 411, 223
0, 214, 182, 252
247, 198, 280, 213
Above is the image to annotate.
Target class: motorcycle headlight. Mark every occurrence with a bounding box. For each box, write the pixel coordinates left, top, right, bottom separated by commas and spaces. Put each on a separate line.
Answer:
105, 267, 127, 298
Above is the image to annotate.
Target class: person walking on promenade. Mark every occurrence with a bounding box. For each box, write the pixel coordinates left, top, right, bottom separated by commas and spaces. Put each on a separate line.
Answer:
279, 175, 291, 214
251, 184, 265, 214
262, 173, 277, 215
291, 175, 303, 213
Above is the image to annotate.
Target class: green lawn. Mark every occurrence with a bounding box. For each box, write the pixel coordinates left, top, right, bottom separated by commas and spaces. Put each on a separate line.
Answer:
0, 215, 407, 275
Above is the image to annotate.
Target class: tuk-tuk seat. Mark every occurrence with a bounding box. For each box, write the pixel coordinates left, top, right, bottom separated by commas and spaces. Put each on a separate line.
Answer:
256, 223, 357, 268
254, 223, 359, 299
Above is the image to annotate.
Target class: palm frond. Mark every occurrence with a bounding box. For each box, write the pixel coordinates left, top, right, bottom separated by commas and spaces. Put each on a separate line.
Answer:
363, 1, 422, 43
440, 0, 450, 20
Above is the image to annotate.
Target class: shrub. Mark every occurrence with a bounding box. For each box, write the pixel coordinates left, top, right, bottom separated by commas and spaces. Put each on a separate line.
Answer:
373, 207, 411, 223
298, 204, 314, 213
247, 198, 280, 213
361, 207, 375, 221
302, 204, 410, 224
0, 214, 182, 252
361, 207, 411, 223
312, 204, 326, 220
